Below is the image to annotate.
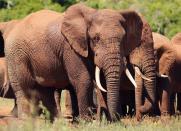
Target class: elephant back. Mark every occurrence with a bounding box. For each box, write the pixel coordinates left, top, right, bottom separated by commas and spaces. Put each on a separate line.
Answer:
171, 32, 181, 45
152, 32, 171, 50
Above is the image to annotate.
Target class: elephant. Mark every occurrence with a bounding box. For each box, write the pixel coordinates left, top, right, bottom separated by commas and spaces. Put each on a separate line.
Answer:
151, 32, 175, 116
0, 57, 17, 117
0, 20, 20, 117
1, 4, 156, 121
170, 32, 181, 114
64, 12, 156, 121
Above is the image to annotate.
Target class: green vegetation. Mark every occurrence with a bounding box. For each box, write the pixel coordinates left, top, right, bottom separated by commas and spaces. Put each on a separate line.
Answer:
0, 0, 181, 130
0, 0, 181, 38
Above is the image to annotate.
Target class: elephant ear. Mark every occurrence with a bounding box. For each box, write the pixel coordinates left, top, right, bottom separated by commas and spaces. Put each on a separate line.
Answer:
120, 10, 143, 56
61, 4, 95, 57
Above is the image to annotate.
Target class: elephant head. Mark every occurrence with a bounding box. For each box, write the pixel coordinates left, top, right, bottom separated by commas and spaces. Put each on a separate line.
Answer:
61, 4, 143, 121
153, 32, 175, 77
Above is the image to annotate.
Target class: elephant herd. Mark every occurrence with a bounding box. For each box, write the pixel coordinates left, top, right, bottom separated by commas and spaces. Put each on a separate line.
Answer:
0, 3, 181, 123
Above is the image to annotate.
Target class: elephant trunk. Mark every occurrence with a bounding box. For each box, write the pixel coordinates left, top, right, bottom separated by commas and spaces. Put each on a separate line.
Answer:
103, 55, 123, 121
140, 49, 156, 114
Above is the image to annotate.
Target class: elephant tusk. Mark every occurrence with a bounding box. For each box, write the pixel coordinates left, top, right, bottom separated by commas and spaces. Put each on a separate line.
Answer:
95, 66, 107, 92
135, 67, 153, 82
160, 74, 169, 78
125, 68, 137, 88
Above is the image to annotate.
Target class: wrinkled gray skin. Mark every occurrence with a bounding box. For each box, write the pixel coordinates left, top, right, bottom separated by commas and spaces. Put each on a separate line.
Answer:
0, 57, 17, 117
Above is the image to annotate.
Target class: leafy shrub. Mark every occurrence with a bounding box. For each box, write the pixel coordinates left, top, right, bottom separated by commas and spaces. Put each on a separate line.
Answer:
0, 0, 180, 38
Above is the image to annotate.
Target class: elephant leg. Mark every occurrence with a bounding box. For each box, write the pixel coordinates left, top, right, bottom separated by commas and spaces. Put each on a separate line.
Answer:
96, 87, 110, 121
170, 92, 176, 115
127, 90, 135, 117
158, 78, 170, 116
121, 104, 127, 116
128, 104, 135, 117
64, 89, 74, 119
7, 54, 40, 119
160, 88, 170, 116
63, 87, 80, 123
54, 89, 62, 117
177, 92, 181, 113
63, 49, 94, 120
15, 90, 30, 118
11, 98, 18, 117
41, 88, 58, 122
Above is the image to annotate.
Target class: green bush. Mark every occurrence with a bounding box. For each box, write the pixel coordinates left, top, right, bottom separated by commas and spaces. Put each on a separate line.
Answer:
0, 0, 180, 38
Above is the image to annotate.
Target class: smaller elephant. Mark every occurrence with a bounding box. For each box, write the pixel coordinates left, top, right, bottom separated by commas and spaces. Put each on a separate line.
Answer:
0, 57, 17, 116
170, 32, 181, 114
153, 33, 176, 115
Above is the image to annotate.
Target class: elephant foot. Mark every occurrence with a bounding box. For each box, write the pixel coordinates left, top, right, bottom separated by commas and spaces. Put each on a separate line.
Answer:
175, 110, 181, 115
160, 115, 171, 124
63, 107, 73, 118
136, 111, 142, 121
17, 101, 31, 119
161, 111, 170, 116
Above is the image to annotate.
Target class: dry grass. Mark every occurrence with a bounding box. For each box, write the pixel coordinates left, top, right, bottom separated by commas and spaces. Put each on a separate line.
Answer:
0, 98, 181, 131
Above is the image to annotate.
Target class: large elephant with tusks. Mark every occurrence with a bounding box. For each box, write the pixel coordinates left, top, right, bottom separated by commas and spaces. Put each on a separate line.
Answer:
1, 4, 155, 121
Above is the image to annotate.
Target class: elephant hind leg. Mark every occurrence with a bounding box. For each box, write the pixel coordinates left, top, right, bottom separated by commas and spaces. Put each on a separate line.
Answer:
7, 54, 39, 119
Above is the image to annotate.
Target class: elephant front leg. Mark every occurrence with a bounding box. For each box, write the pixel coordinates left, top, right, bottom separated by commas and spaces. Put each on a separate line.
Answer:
95, 86, 110, 121
67, 71, 94, 120
15, 90, 30, 118
160, 86, 170, 116
76, 79, 93, 120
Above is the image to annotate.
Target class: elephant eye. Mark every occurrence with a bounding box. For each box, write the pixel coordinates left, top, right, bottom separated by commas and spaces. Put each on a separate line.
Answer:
93, 34, 100, 43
